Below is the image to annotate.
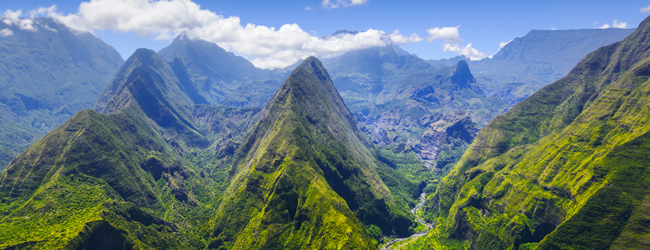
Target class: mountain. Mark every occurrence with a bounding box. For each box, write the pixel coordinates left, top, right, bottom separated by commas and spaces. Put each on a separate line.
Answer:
425, 55, 468, 69
158, 34, 275, 106
0, 49, 261, 249
324, 47, 506, 182
207, 57, 416, 249
322, 45, 436, 116
428, 28, 634, 106
0, 18, 124, 169
406, 15, 650, 249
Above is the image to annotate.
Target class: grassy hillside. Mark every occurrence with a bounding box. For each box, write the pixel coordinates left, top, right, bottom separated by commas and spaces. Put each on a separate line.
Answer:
0, 49, 260, 249
404, 15, 650, 250
208, 57, 418, 249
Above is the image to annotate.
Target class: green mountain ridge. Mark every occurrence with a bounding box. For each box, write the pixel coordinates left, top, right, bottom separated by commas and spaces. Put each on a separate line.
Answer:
0, 18, 124, 170
207, 57, 416, 249
0, 50, 422, 249
405, 14, 650, 250
0, 48, 261, 249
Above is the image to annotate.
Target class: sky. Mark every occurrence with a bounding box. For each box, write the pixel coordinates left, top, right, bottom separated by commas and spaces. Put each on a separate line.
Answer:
2, 0, 650, 69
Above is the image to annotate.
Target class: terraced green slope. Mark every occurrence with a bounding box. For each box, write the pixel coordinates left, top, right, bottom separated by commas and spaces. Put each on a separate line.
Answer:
208, 57, 414, 249
0, 49, 260, 249
406, 15, 650, 250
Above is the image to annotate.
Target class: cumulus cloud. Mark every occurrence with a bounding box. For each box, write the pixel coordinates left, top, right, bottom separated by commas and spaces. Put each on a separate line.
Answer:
443, 43, 487, 61
612, 20, 628, 28
321, 0, 369, 9
599, 20, 628, 29
31, 0, 420, 69
427, 25, 487, 60
389, 30, 423, 44
0, 28, 12, 36
499, 39, 513, 49
642, 5, 650, 13
426, 26, 461, 43
2, 9, 36, 31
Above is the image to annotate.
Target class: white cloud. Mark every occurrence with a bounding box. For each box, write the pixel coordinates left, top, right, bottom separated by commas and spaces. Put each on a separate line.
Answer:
0, 28, 12, 36
305, 6, 312, 11
389, 30, 423, 44
642, 5, 650, 13
2, 9, 36, 31
31, 0, 420, 69
426, 25, 486, 60
612, 20, 628, 28
499, 39, 513, 49
443, 43, 487, 61
599, 20, 628, 29
426, 26, 461, 43
321, 0, 369, 9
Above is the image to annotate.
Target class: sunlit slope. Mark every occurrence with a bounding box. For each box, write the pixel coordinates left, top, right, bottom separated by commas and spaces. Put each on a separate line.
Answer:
208, 57, 413, 249
0, 49, 259, 249
410, 14, 650, 250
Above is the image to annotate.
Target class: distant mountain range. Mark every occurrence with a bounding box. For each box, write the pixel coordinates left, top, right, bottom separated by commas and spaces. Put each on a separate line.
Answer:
322, 45, 506, 178
0, 18, 124, 170
428, 28, 634, 105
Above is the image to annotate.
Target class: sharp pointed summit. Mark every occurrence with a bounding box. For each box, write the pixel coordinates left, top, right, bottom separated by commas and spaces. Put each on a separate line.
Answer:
208, 56, 412, 249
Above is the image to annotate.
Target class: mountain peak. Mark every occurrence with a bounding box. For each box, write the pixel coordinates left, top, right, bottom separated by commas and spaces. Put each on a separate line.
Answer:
449, 60, 475, 84
293, 56, 330, 80
209, 57, 403, 248
130, 48, 162, 65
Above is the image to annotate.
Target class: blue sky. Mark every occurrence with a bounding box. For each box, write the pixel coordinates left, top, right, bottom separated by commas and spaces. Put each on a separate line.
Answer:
3, 0, 650, 68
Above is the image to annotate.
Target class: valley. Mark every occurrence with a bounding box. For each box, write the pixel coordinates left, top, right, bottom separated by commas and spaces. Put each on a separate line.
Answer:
0, 3, 648, 249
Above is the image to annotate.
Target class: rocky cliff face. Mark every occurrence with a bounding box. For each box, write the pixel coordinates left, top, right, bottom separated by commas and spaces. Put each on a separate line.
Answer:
412, 112, 479, 173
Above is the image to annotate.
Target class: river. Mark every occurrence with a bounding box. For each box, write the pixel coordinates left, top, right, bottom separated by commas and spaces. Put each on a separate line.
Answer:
381, 191, 433, 250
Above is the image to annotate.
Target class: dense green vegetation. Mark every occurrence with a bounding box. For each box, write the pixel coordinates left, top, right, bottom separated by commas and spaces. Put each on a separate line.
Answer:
0, 49, 423, 249
0, 49, 260, 249
0, 18, 124, 170
403, 15, 650, 249
2, 19, 645, 249
208, 57, 418, 249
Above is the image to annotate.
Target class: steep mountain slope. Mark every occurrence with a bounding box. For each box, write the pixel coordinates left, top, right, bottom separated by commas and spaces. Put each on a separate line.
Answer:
408, 15, 650, 250
158, 34, 274, 106
0, 18, 124, 169
0, 49, 260, 249
208, 57, 414, 249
